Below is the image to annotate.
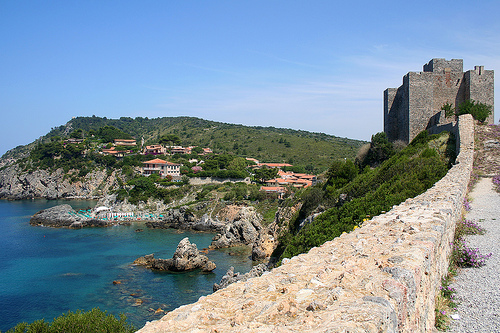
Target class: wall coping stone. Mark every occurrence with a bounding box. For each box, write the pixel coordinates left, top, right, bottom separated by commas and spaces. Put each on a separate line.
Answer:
137, 114, 474, 333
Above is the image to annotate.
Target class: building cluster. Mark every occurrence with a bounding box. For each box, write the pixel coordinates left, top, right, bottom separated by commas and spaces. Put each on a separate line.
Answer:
260, 169, 317, 198
143, 145, 213, 156
98, 138, 214, 159
66, 135, 319, 194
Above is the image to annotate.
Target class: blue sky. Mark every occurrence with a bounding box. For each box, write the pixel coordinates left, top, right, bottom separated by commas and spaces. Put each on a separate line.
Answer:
1, 0, 499, 156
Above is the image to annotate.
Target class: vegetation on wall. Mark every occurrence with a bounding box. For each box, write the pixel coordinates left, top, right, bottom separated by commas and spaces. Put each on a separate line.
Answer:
443, 100, 492, 123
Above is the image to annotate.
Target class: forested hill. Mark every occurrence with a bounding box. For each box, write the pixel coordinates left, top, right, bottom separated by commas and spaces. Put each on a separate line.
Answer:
3, 116, 366, 171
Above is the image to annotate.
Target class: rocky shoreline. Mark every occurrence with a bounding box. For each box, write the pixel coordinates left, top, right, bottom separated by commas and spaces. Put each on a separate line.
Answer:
29, 195, 278, 264
30, 204, 114, 228
0, 165, 122, 200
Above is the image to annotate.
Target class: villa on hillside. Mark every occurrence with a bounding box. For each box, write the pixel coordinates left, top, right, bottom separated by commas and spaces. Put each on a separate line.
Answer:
264, 170, 316, 189
202, 147, 213, 155
142, 158, 181, 178
143, 144, 166, 155
278, 170, 317, 185
101, 147, 132, 157
246, 157, 260, 165
170, 146, 192, 154
64, 138, 84, 144
114, 139, 137, 146
259, 186, 287, 199
257, 162, 293, 169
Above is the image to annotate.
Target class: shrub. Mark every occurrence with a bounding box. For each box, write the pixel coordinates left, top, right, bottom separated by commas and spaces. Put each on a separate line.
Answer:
2, 308, 134, 333
493, 175, 500, 193
356, 132, 395, 168
277, 131, 454, 260
443, 100, 492, 123
456, 100, 492, 123
435, 275, 458, 331
455, 218, 486, 236
325, 159, 358, 190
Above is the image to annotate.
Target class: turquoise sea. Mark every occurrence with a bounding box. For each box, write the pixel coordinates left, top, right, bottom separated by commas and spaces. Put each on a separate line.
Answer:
0, 199, 254, 331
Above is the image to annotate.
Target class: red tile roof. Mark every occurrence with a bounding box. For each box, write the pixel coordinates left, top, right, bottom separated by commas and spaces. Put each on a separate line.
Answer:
258, 163, 293, 168
143, 158, 167, 164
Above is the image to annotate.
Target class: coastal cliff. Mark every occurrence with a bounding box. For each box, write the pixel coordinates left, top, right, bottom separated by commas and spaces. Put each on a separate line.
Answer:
0, 164, 121, 200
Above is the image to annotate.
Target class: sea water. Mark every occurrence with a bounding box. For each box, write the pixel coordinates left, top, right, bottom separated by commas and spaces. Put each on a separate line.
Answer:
0, 199, 254, 331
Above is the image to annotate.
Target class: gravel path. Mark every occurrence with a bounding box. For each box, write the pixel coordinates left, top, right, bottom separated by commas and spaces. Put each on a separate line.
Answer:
450, 177, 500, 332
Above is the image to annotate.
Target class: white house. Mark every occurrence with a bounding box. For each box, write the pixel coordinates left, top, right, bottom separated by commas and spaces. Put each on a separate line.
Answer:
142, 158, 181, 178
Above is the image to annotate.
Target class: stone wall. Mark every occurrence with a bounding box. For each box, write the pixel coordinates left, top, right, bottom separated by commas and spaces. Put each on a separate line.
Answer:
137, 114, 474, 332
465, 66, 495, 124
384, 58, 494, 143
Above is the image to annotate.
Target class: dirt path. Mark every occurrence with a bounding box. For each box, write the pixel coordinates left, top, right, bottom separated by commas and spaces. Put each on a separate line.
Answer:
450, 122, 500, 332
449, 177, 500, 332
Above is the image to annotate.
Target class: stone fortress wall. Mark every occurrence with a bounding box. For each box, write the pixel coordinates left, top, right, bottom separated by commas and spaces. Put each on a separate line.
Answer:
385, 58, 494, 143
138, 114, 474, 332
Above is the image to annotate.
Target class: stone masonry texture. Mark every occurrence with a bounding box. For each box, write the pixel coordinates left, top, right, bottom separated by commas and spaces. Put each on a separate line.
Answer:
137, 114, 474, 332
384, 58, 494, 143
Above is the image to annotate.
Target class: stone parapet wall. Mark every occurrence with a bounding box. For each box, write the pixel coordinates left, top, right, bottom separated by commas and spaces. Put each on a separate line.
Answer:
138, 114, 474, 333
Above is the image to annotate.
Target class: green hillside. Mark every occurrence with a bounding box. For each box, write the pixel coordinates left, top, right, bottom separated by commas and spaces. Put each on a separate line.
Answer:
19, 116, 365, 173
274, 130, 456, 261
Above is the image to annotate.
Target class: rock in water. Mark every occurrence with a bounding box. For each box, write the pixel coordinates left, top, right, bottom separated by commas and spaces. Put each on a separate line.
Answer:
30, 204, 83, 227
213, 263, 268, 291
133, 237, 216, 272
30, 204, 109, 228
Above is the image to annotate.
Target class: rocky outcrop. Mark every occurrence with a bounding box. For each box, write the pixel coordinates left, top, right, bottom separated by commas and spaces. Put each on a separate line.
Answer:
30, 204, 109, 228
133, 237, 216, 272
0, 165, 121, 200
213, 263, 268, 291
145, 207, 224, 231
251, 222, 278, 261
210, 206, 263, 249
250, 204, 301, 262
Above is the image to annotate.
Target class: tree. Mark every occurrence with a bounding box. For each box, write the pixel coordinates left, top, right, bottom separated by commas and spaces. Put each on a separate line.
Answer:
227, 157, 247, 171
191, 146, 204, 155
358, 132, 395, 168
159, 134, 181, 146
216, 154, 234, 169
96, 126, 132, 143
203, 159, 219, 171
254, 167, 278, 182
326, 159, 358, 190
70, 129, 84, 139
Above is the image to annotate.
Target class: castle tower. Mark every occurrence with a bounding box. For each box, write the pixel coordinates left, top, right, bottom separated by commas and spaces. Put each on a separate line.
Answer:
384, 59, 494, 143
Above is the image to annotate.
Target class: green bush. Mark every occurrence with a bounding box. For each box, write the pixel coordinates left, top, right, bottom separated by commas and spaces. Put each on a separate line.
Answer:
277, 131, 455, 260
443, 100, 492, 123
325, 159, 358, 190
357, 132, 395, 168
456, 100, 492, 123
2, 308, 135, 333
